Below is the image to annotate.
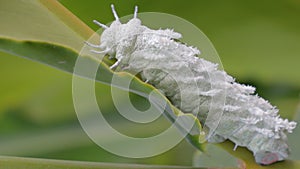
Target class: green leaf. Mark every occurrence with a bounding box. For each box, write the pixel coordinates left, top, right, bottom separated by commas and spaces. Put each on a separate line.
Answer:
0, 37, 204, 152
0, 0, 93, 51
0, 0, 205, 154
217, 141, 300, 169
176, 114, 206, 148
193, 144, 239, 168
0, 0, 96, 123
194, 142, 300, 169
0, 38, 77, 73
0, 0, 299, 168
0, 156, 208, 169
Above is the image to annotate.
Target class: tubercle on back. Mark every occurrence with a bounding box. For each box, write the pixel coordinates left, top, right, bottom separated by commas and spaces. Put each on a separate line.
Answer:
84, 4, 140, 69
85, 4, 185, 69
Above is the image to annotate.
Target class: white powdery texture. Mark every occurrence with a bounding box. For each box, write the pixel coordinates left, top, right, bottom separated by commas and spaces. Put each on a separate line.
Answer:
90, 5, 297, 165
125, 26, 297, 164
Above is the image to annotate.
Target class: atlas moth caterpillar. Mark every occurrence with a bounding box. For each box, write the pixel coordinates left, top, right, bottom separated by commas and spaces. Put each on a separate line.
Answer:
86, 4, 297, 165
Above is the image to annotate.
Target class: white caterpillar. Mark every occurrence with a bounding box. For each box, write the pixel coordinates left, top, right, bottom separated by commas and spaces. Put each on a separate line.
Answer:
87, 5, 297, 165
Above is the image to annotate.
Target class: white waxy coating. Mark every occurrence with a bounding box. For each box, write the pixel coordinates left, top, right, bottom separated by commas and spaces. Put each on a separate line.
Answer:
88, 5, 297, 165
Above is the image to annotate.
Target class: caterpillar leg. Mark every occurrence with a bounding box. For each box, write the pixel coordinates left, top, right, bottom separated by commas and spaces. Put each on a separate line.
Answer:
207, 133, 226, 143
85, 41, 107, 50
90, 49, 108, 54
93, 20, 108, 29
110, 59, 121, 69
85, 41, 102, 48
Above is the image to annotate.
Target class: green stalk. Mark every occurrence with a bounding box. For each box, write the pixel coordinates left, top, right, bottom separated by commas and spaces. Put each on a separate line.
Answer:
0, 156, 207, 169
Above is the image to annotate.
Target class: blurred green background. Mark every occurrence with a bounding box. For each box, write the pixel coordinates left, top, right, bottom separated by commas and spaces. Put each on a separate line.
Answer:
0, 0, 299, 166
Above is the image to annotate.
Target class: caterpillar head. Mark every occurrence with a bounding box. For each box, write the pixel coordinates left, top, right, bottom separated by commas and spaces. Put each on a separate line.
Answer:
255, 148, 289, 165
93, 5, 141, 58
253, 133, 290, 165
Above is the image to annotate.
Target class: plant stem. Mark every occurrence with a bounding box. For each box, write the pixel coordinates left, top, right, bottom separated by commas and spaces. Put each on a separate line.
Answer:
0, 156, 206, 169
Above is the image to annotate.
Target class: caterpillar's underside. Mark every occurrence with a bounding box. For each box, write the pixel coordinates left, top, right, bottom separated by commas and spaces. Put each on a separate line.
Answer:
87, 5, 297, 165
